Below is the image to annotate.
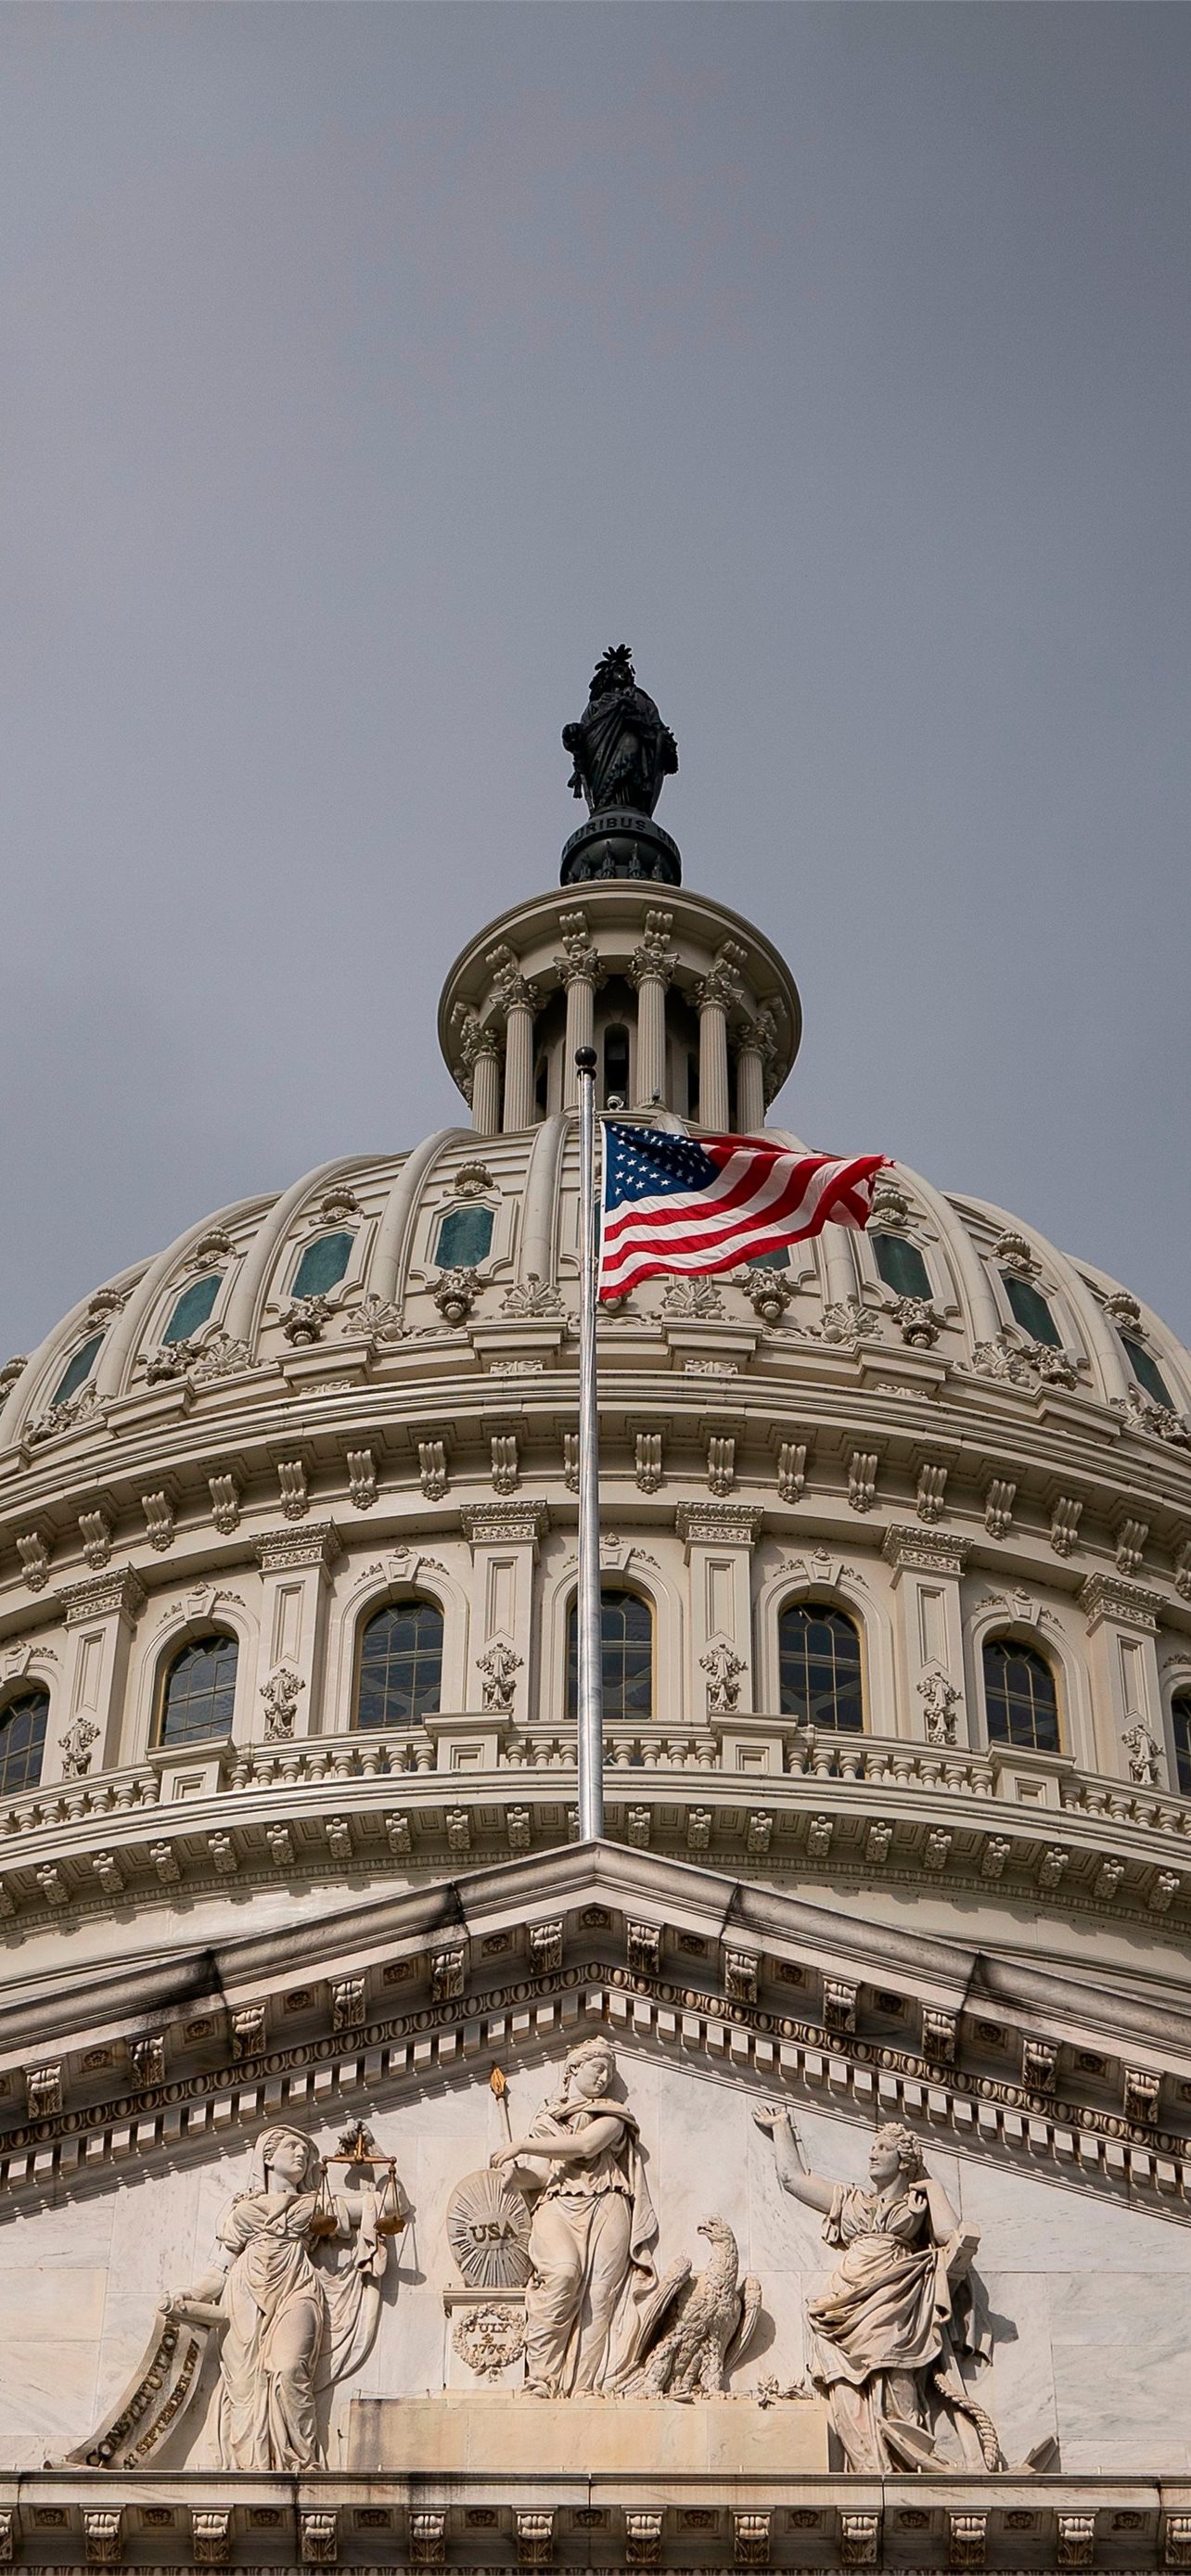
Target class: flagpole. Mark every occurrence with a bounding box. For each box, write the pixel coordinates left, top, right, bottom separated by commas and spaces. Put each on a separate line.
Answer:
574, 1044, 604, 1843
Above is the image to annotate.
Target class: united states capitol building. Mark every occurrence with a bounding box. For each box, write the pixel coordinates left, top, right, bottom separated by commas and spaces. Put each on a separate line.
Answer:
2, 649, 1191, 2570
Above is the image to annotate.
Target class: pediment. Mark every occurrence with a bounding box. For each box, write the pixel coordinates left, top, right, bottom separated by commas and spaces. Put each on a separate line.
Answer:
1, 1841, 1189, 2206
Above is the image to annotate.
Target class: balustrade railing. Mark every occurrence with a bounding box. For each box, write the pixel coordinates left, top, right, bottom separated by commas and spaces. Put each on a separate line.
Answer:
0, 1721, 1189, 1843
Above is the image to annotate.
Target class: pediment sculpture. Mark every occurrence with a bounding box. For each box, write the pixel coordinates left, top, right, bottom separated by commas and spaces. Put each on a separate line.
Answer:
753, 2105, 1005, 2473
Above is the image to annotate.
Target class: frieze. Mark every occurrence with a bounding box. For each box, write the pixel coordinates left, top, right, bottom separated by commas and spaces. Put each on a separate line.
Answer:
5, 1931, 1191, 2219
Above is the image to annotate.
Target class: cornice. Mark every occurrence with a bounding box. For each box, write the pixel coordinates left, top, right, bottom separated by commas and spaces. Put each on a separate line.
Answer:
2, 1843, 1191, 2215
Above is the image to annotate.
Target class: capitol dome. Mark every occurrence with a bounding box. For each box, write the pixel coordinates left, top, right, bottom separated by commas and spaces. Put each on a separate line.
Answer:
3, 655, 1191, 2531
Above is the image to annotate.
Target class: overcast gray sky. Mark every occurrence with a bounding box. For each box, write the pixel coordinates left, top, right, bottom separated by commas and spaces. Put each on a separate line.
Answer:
3, 2, 1188, 1358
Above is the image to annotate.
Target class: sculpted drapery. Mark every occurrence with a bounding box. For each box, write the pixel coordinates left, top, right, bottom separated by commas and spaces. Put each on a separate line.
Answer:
213, 2126, 393, 2471
562, 646, 678, 820
754, 2108, 1003, 2473
491, 2035, 658, 2397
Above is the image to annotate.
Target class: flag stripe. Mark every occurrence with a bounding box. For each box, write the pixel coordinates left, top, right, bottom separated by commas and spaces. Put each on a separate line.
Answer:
598, 1126, 887, 1298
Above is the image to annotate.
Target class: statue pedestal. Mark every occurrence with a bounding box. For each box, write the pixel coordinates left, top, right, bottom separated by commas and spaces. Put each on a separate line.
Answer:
344, 2392, 829, 2480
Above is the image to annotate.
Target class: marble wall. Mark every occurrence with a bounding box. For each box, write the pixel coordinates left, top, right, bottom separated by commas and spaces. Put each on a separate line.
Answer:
1, 2039, 1186, 2476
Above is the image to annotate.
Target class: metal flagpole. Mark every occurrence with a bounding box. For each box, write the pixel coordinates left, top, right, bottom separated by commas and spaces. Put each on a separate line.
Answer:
574, 1045, 604, 1842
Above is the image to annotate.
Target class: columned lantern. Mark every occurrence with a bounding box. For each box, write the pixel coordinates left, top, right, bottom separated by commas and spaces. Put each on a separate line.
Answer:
0, 657, 1188, 2557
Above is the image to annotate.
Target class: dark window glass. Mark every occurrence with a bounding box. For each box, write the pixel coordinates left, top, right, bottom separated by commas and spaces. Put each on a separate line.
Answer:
163, 1273, 221, 1345
567, 1589, 653, 1723
872, 1235, 931, 1301
686, 1052, 700, 1121
778, 1605, 864, 1731
982, 1638, 1059, 1753
1003, 1272, 1062, 1347
0, 1689, 48, 1793
604, 1024, 630, 1103
159, 1634, 238, 1748
357, 1600, 444, 1728
1172, 1694, 1191, 1798
50, 1333, 103, 1409
435, 1206, 494, 1269
1121, 1335, 1174, 1410
748, 1245, 790, 1272
292, 1231, 353, 1300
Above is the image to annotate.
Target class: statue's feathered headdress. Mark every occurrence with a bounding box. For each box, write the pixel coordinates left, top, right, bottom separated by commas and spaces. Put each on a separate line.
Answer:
590, 644, 635, 696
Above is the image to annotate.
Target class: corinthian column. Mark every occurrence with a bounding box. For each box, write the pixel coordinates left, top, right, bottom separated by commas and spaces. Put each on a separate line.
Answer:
554, 912, 604, 1110
487, 945, 540, 1133
472, 1036, 503, 1137
695, 941, 745, 1132
451, 1008, 504, 1138
628, 909, 678, 1106
736, 1025, 765, 1133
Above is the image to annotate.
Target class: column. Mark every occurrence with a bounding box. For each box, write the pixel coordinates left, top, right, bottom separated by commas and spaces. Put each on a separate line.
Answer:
736, 1027, 765, 1134
629, 911, 677, 1107
1079, 1574, 1166, 1782
555, 912, 603, 1110
472, 1035, 503, 1138
58, 1569, 146, 1778
695, 942, 744, 1132
487, 945, 540, 1133
256, 1523, 342, 1738
882, 1525, 971, 1746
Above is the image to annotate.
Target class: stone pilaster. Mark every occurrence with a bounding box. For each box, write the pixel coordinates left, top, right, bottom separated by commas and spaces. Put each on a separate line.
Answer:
254, 1524, 342, 1741
460, 1501, 548, 1726
1079, 1574, 1168, 1783
676, 1500, 762, 1722
882, 1524, 971, 1747
57, 1568, 146, 1778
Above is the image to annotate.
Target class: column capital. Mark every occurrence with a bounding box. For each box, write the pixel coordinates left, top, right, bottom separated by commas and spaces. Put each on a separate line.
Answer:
1079, 1572, 1165, 1633
882, 1524, 970, 1578
461, 1499, 550, 1549
554, 911, 605, 990
256, 1522, 344, 1575
676, 1500, 763, 1551
695, 939, 746, 1014
59, 1567, 147, 1627
628, 909, 678, 991
485, 943, 540, 1017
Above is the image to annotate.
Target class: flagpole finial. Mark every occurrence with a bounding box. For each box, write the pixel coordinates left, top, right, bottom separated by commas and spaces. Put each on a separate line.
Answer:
575, 1046, 596, 1077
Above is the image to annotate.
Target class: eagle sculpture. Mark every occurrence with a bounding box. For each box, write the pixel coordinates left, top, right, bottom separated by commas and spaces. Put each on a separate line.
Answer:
621, 2216, 762, 2400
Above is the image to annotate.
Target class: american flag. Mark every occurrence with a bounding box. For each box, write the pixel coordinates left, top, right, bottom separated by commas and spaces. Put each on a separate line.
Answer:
599, 1126, 887, 1300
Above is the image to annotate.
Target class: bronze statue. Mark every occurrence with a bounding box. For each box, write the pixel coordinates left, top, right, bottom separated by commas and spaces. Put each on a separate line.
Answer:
563, 647, 677, 820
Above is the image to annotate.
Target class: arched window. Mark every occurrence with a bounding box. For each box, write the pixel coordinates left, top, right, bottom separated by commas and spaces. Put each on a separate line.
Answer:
357, 1600, 443, 1728
158, 1633, 238, 1748
50, 1333, 104, 1409
435, 1205, 494, 1269
567, 1588, 653, 1723
982, 1637, 1059, 1754
1172, 1694, 1191, 1798
778, 1604, 864, 1731
1121, 1334, 1174, 1410
1002, 1272, 1061, 1347
291, 1231, 354, 1301
162, 1273, 222, 1345
0, 1688, 48, 1793
872, 1235, 931, 1302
